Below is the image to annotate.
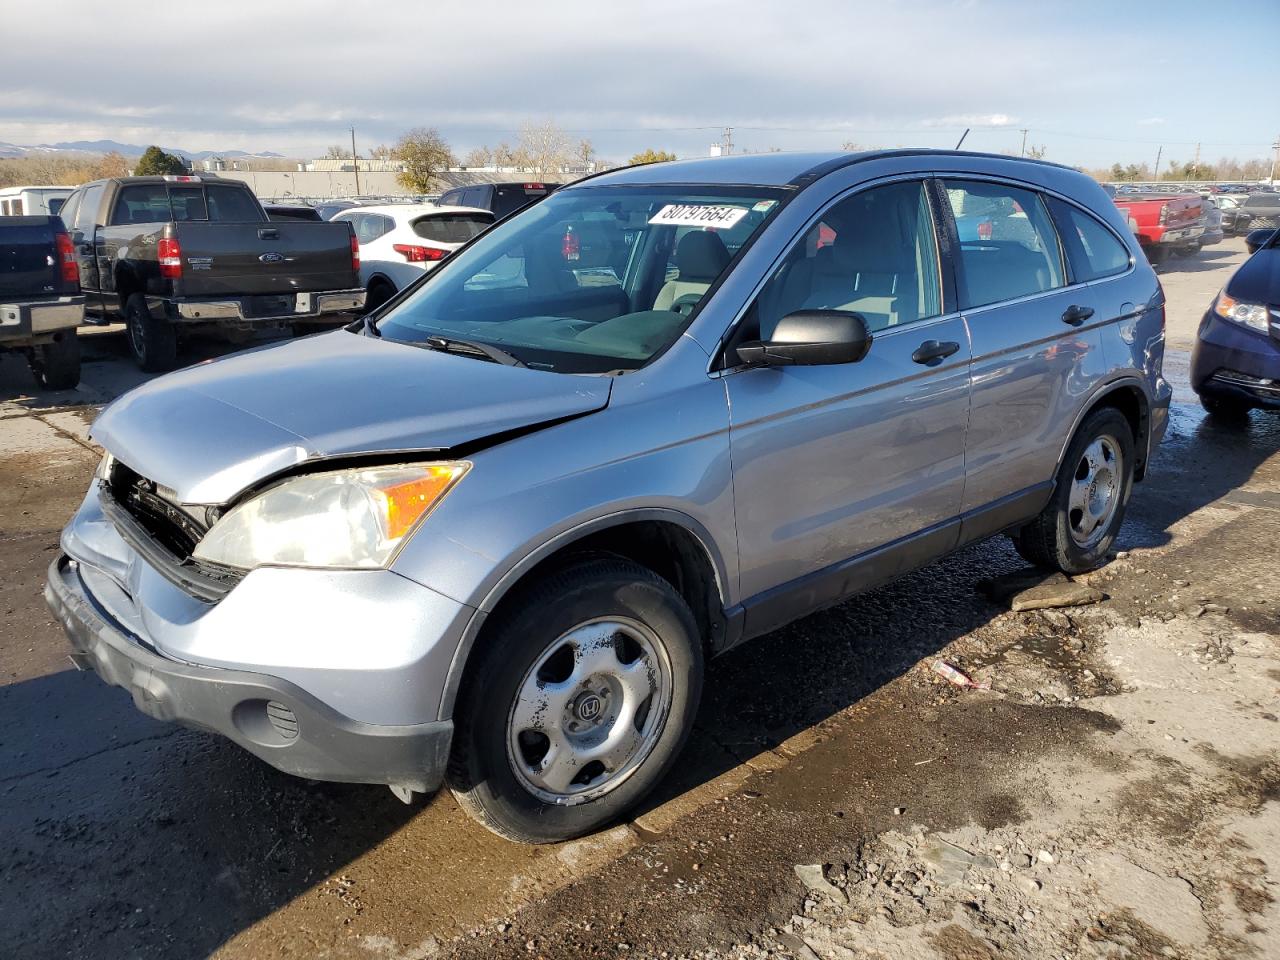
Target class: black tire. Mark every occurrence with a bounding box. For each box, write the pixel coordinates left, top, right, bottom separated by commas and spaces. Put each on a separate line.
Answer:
1199, 394, 1252, 421
365, 279, 396, 312
1012, 407, 1135, 574
31, 331, 81, 390
124, 293, 177, 372
448, 556, 704, 843
1145, 246, 1169, 265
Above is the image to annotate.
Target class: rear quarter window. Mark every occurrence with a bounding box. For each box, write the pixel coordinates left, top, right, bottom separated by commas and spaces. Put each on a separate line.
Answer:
1047, 199, 1131, 281
412, 213, 493, 244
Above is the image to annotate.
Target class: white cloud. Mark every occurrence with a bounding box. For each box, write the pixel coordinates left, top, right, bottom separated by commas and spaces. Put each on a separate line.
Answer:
1138, 117, 1166, 126
923, 114, 1018, 129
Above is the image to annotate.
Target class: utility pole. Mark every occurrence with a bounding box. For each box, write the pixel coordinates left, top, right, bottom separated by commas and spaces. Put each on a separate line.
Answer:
721, 126, 734, 156
350, 127, 361, 195
1153, 145, 1162, 183
1271, 134, 1280, 185
1019, 129, 1028, 157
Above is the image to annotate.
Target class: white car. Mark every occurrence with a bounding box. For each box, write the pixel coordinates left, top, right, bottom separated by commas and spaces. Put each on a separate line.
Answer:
332, 203, 494, 308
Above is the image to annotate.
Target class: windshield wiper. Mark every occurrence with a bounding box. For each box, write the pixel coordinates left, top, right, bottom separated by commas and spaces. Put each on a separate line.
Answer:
421, 335, 526, 367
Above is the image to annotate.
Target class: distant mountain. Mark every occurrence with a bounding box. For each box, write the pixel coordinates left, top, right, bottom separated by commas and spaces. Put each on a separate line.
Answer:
0, 139, 287, 160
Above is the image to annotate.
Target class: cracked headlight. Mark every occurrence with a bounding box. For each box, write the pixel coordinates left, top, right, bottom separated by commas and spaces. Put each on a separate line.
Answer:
1213, 290, 1270, 334
193, 462, 468, 571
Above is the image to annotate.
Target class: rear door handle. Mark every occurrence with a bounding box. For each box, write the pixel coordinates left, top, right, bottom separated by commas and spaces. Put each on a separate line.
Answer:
1062, 304, 1094, 326
258, 227, 279, 240
912, 339, 961, 365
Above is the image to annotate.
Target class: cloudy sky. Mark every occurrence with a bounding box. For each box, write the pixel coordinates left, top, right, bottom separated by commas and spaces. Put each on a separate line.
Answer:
4, 0, 1276, 168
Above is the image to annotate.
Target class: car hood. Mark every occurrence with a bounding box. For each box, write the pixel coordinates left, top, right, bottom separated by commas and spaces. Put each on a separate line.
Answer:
1226, 246, 1280, 308
92, 331, 612, 503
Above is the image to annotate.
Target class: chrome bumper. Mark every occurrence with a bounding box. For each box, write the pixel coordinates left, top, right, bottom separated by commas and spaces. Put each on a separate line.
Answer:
0, 295, 85, 342
172, 288, 366, 323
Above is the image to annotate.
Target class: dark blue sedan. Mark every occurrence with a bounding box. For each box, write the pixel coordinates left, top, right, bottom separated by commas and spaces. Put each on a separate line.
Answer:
1191, 228, 1280, 418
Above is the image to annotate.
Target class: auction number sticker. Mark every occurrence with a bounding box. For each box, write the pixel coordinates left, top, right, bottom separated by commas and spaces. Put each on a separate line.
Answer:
649, 204, 750, 229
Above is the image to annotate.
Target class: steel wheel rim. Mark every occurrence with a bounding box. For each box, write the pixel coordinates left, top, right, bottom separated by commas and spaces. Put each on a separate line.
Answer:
506, 616, 673, 806
1068, 435, 1122, 549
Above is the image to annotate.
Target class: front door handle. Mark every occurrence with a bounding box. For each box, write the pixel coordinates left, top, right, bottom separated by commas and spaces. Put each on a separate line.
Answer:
912, 339, 961, 366
1062, 304, 1095, 326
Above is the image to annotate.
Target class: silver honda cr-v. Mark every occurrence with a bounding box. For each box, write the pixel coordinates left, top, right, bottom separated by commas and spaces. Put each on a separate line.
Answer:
47, 150, 1170, 842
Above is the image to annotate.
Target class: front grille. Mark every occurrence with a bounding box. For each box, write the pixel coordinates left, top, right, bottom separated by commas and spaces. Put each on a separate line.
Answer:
102, 460, 240, 602
1245, 216, 1279, 230
106, 461, 208, 557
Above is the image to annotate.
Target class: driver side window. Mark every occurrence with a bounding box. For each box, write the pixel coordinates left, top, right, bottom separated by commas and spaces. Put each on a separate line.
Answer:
754, 180, 942, 339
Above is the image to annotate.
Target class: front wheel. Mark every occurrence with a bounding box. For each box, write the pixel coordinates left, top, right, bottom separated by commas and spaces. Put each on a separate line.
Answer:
448, 557, 704, 843
1012, 407, 1135, 574
124, 293, 177, 372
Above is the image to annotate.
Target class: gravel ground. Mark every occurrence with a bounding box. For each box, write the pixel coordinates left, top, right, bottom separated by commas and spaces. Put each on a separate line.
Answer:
1, 238, 1276, 960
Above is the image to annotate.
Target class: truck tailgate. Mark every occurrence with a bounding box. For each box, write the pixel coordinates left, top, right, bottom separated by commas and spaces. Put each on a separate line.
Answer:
0, 217, 60, 299
171, 221, 357, 297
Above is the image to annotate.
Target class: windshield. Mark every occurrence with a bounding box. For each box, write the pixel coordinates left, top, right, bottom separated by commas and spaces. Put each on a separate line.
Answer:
374, 185, 785, 373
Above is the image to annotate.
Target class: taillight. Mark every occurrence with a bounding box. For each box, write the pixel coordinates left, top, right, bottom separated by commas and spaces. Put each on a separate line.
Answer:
562, 227, 580, 262
392, 243, 447, 263
158, 237, 182, 279
977, 220, 993, 241
54, 231, 77, 284
350, 232, 360, 271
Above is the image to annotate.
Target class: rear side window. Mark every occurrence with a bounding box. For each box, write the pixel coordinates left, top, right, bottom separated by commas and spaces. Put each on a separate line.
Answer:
205, 185, 262, 221
47, 197, 66, 216
459, 187, 487, 208
58, 191, 81, 228
111, 184, 169, 225
943, 180, 1065, 308
412, 213, 493, 244
77, 184, 105, 232
1047, 199, 1131, 281
438, 190, 463, 206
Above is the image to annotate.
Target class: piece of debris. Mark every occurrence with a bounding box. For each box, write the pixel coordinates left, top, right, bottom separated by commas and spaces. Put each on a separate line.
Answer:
1037, 849, 1055, 865
977, 568, 1069, 604
793, 864, 847, 903
893, 806, 906, 816
1010, 582, 1105, 612
931, 660, 992, 691
921, 837, 997, 885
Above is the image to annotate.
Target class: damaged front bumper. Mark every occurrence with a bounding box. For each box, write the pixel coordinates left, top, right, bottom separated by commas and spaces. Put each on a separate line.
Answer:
46, 554, 454, 793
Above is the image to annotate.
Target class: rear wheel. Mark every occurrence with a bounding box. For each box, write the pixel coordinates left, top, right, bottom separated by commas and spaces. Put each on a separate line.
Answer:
30, 331, 81, 390
124, 293, 177, 372
448, 557, 704, 843
1200, 394, 1252, 422
1012, 408, 1134, 574
365, 279, 396, 312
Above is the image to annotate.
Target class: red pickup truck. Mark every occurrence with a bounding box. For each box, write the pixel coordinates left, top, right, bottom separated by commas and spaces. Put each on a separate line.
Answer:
1112, 192, 1206, 264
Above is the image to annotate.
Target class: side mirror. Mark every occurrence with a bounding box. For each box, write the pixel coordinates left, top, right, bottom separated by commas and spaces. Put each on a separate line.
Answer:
1245, 227, 1276, 255
736, 310, 871, 367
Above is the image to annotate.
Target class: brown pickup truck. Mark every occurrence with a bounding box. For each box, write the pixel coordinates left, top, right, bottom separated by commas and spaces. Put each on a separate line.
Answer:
1111, 191, 1206, 264
58, 175, 365, 370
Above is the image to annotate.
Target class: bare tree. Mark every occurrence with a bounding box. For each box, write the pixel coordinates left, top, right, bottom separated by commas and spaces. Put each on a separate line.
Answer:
1025, 143, 1048, 160
94, 151, 129, 179
392, 128, 454, 193
463, 146, 492, 169
578, 139, 596, 170
518, 120, 572, 176
368, 144, 394, 160
324, 144, 347, 160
